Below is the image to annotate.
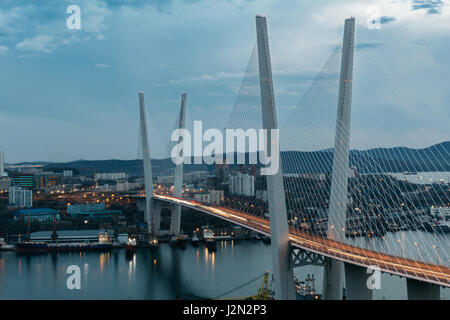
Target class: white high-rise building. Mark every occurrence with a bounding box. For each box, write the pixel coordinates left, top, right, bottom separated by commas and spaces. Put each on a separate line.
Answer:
8, 186, 32, 208
0, 151, 6, 177
63, 170, 73, 177
209, 190, 224, 205
230, 173, 254, 197
94, 172, 128, 181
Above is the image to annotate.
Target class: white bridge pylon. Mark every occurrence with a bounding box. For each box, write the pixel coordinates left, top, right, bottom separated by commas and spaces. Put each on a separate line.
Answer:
170, 92, 187, 235
138, 92, 155, 235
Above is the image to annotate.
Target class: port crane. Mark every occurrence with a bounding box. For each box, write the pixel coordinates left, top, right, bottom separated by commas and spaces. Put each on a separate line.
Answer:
215, 271, 274, 300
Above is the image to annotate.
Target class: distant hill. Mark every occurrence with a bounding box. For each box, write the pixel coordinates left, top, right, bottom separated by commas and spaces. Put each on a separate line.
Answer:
37, 141, 449, 176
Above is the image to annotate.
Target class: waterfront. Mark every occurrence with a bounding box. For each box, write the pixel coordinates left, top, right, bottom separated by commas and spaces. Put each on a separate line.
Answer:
0, 240, 448, 300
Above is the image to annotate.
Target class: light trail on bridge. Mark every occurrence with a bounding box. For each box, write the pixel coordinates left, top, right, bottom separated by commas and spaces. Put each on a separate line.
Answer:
155, 194, 450, 288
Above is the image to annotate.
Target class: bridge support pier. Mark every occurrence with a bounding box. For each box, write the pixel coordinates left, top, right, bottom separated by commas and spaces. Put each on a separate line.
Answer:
407, 279, 440, 300
170, 205, 181, 235
323, 258, 344, 300
153, 200, 162, 235
344, 263, 372, 300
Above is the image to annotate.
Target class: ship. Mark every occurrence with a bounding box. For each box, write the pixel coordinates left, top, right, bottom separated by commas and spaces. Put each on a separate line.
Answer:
148, 234, 159, 251
0, 238, 15, 251
432, 219, 450, 233
15, 241, 112, 253
294, 274, 321, 300
15, 230, 113, 253
203, 228, 216, 251
169, 234, 188, 249
125, 237, 137, 252
191, 231, 199, 247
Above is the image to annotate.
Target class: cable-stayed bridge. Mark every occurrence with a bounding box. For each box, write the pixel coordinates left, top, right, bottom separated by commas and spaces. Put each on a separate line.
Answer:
136, 15, 450, 300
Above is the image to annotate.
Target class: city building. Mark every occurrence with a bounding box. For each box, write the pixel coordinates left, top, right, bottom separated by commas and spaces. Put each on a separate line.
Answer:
0, 177, 11, 191
8, 186, 32, 208
67, 203, 106, 214
67, 202, 122, 219
63, 170, 73, 177
255, 190, 268, 202
430, 206, 450, 219
0, 151, 7, 177
94, 172, 128, 181
14, 208, 59, 223
230, 172, 255, 197
157, 171, 208, 186
209, 190, 224, 205
98, 181, 141, 192
184, 171, 208, 184
11, 174, 34, 188
215, 162, 230, 183
194, 193, 210, 203
34, 172, 63, 190
157, 175, 174, 185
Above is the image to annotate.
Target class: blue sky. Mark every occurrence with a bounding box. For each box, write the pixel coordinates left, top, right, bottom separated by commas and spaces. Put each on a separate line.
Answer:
0, 0, 449, 162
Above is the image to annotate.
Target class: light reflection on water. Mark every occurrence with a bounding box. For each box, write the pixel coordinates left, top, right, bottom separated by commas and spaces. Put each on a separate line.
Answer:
0, 241, 447, 300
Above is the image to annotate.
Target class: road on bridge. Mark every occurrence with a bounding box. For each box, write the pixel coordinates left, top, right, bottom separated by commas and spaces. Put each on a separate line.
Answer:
155, 194, 450, 288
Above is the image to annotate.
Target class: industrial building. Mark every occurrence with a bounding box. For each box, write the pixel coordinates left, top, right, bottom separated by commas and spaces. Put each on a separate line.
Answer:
14, 208, 59, 223
11, 174, 34, 188
67, 202, 122, 219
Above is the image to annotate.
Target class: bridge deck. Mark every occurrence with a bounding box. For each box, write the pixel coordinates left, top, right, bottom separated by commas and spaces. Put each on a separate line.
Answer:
155, 194, 450, 287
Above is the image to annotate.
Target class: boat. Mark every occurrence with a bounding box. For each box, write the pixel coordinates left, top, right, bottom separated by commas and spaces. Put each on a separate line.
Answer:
294, 274, 321, 300
169, 234, 188, 249
191, 231, 199, 247
203, 228, 216, 251
0, 237, 14, 251
15, 229, 113, 253
125, 237, 137, 252
148, 235, 159, 251
202, 228, 213, 239
432, 220, 450, 233
15, 241, 112, 253
0, 243, 15, 251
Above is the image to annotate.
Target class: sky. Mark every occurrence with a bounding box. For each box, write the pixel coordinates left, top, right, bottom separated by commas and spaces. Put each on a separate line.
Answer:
0, 0, 449, 163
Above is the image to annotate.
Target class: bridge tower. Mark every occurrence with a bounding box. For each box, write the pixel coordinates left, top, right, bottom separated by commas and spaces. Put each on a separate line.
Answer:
256, 15, 296, 300
323, 18, 359, 300
138, 92, 156, 235
170, 92, 187, 235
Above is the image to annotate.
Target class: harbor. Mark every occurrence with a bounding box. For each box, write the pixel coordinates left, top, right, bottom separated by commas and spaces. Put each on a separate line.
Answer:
0, 239, 448, 300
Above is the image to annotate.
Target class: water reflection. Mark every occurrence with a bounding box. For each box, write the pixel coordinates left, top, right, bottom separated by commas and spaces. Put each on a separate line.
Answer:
0, 241, 447, 300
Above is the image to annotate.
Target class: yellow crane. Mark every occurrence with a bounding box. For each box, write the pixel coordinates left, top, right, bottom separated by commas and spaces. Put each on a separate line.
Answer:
216, 270, 274, 300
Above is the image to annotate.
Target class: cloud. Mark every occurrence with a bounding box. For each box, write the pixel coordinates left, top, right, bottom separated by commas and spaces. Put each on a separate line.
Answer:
95, 63, 111, 68
411, 0, 444, 14
170, 71, 244, 84
380, 16, 396, 24
15, 34, 55, 53
355, 41, 383, 50
0, 45, 10, 55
